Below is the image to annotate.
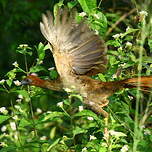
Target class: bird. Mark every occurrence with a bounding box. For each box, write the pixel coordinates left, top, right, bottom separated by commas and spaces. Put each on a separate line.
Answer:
21, 7, 152, 119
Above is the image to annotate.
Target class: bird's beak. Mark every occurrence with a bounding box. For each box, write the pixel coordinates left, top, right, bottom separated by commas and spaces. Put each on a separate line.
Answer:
21, 80, 28, 85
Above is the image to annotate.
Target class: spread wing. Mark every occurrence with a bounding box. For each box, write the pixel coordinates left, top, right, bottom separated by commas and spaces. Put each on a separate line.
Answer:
40, 7, 107, 75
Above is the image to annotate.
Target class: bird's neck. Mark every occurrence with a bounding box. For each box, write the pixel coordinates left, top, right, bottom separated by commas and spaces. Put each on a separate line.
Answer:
37, 79, 63, 91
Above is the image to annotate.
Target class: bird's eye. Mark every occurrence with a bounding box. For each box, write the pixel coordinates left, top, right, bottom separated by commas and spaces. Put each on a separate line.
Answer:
25, 78, 32, 83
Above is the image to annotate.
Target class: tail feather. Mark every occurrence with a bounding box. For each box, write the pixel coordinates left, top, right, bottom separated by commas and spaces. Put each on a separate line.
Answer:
122, 76, 152, 90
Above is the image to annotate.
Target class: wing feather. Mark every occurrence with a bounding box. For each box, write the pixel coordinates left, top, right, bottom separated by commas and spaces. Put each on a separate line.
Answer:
40, 7, 107, 75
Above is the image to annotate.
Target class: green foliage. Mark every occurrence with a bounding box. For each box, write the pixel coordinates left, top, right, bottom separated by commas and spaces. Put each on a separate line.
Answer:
77, 0, 97, 13
0, 0, 152, 152
0, 115, 10, 124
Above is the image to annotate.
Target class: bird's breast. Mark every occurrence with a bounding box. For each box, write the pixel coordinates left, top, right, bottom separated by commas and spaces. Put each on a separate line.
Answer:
53, 52, 83, 92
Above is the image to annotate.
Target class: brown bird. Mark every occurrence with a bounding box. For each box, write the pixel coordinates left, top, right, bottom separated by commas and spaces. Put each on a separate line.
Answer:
21, 7, 152, 118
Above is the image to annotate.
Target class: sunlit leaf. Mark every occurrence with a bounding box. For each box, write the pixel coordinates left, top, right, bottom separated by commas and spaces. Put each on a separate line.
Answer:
6, 79, 12, 87
74, 110, 100, 121
47, 138, 60, 151
73, 126, 87, 136
98, 73, 106, 82
40, 112, 65, 122
30, 65, 46, 73
49, 70, 58, 80
148, 39, 152, 52
0, 115, 10, 124
68, 0, 78, 9
77, 0, 97, 13
120, 28, 139, 38
106, 40, 121, 47
37, 42, 46, 61
19, 118, 31, 128
15, 90, 30, 102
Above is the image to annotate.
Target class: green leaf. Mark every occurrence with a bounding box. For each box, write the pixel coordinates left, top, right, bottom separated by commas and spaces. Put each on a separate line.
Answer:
47, 138, 60, 151
77, 0, 97, 13
50, 127, 57, 139
43, 43, 50, 51
106, 40, 121, 47
74, 110, 100, 121
40, 112, 65, 122
98, 73, 106, 82
0, 115, 10, 124
124, 35, 133, 41
129, 53, 137, 63
120, 28, 139, 38
37, 42, 46, 61
143, 56, 152, 63
6, 79, 12, 87
99, 147, 107, 152
67, 0, 78, 9
17, 49, 32, 56
30, 65, 46, 73
19, 118, 31, 128
6, 69, 16, 80
148, 39, 152, 52
109, 56, 119, 65
0, 146, 17, 152
0, 88, 6, 91
73, 126, 87, 137
49, 70, 58, 80
109, 130, 127, 138
108, 50, 119, 56
122, 62, 134, 69
16, 44, 32, 56
54, 0, 64, 17
90, 11, 107, 36
69, 94, 83, 102
15, 90, 30, 102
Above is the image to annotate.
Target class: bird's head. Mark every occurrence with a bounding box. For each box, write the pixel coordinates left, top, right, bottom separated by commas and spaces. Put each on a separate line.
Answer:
21, 74, 45, 87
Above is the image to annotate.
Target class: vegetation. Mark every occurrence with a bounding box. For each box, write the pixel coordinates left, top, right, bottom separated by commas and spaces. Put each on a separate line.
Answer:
0, 0, 152, 151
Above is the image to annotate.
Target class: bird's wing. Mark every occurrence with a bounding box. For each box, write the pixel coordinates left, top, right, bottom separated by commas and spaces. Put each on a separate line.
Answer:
40, 8, 107, 75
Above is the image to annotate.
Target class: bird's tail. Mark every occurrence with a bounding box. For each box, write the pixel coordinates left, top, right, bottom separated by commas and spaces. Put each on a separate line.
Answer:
120, 76, 152, 91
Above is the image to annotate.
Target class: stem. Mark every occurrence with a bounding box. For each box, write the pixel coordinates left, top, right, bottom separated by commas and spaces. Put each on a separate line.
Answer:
10, 100, 24, 150
97, 0, 102, 8
60, 106, 71, 118
133, 18, 146, 152
24, 54, 28, 74
106, 8, 136, 36
2, 84, 9, 93
28, 86, 38, 137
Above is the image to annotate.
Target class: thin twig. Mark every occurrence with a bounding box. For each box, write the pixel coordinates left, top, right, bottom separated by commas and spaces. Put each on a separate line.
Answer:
97, 0, 103, 9
106, 8, 137, 36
